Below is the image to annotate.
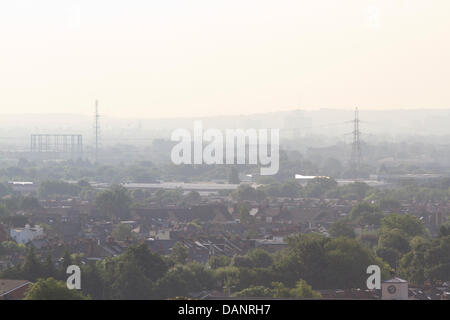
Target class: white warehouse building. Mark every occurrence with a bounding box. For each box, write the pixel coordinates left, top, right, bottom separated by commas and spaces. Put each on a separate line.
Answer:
10, 225, 44, 244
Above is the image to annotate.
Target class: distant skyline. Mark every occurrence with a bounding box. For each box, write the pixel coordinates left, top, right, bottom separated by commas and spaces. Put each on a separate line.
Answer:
1, 0, 450, 119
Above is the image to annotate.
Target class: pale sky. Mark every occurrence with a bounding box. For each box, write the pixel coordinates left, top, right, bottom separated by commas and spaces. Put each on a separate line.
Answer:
0, 0, 449, 118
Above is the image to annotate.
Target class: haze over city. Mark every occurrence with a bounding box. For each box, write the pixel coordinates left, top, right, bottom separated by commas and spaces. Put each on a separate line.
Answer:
1, 0, 450, 118
1, 0, 450, 307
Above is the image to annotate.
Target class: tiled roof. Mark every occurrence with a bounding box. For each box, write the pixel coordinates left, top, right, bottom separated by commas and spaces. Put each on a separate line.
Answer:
383, 277, 408, 283
0, 279, 31, 296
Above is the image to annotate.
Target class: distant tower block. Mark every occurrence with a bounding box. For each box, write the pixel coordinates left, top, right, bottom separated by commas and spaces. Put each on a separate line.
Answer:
94, 100, 101, 162
30, 134, 83, 159
350, 107, 362, 174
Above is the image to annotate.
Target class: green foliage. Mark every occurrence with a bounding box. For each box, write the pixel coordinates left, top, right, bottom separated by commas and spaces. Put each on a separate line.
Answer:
324, 237, 387, 289
155, 263, 215, 299
20, 197, 42, 212
109, 260, 154, 299
43, 252, 56, 278
95, 185, 131, 219
228, 167, 240, 184
231, 185, 266, 202
182, 191, 201, 206
379, 198, 401, 211
439, 221, 450, 237
349, 201, 383, 227
329, 220, 356, 238
38, 180, 81, 198
234, 285, 273, 298
170, 242, 188, 265
275, 234, 390, 289
237, 203, 255, 225
378, 228, 410, 255
22, 247, 44, 282
98, 243, 169, 299
152, 189, 183, 205
350, 201, 379, 220
423, 236, 450, 282
326, 182, 371, 200
234, 280, 321, 299
81, 262, 105, 300
25, 277, 90, 300
398, 235, 450, 286
246, 249, 274, 268
0, 183, 13, 198
258, 180, 303, 198
287, 279, 322, 299
304, 177, 338, 198
111, 223, 138, 241
380, 214, 426, 238
0, 204, 11, 221
122, 243, 168, 282
208, 255, 231, 269
0, 241, 26, 255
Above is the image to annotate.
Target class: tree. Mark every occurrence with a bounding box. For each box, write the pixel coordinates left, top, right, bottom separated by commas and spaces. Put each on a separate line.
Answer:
423, 236, 450, 282
182, 191, 201, 206
0, 241, 26, 255
324, 237, 387, 289
276, 234, 328, 288
155, 263, 215, 299
349, 201, 383, 227
208, 255, 231, 269
350, 201, 379, 220
99, 244, 168, 299
279, 180, 302, 198
170, 242, 188, 265
398, 236, 429, 286
0, 204, 11, 221
228, 167, 240, 184
110, 261, 154, 299
271, 280, 321, 298
59, 249, 73, 280
378, 228, 410, 254
290, 279, 322, 299
38, 180, 81, 198
231, 185, 266, 202
232, 255, 254, 268
439, 222, 450, 237
20, 197, 42, 213
43, 252, 56, 278
22, 246, 44, 282
397, 236, 450, 285
237, 203, 254, 225
246, 249, 273, 268
234, 285, 273, 298
304, 177, 338, 198
121, 243, 168, 282
376, 226, 412, 268
81, 262, 105, 300
271, 281, 292, 298
111, 223, 137, 241
25, 277, 90, 300
379, 198, 401, 212
380, 214, 426, 238
95, 185, 131, 219
276, 234, 389, 289
0, 183, 12, 198
329, 220, 356, 238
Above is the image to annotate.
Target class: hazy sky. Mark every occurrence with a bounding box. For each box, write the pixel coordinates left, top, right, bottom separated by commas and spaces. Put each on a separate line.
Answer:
0, 0, 449, 118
